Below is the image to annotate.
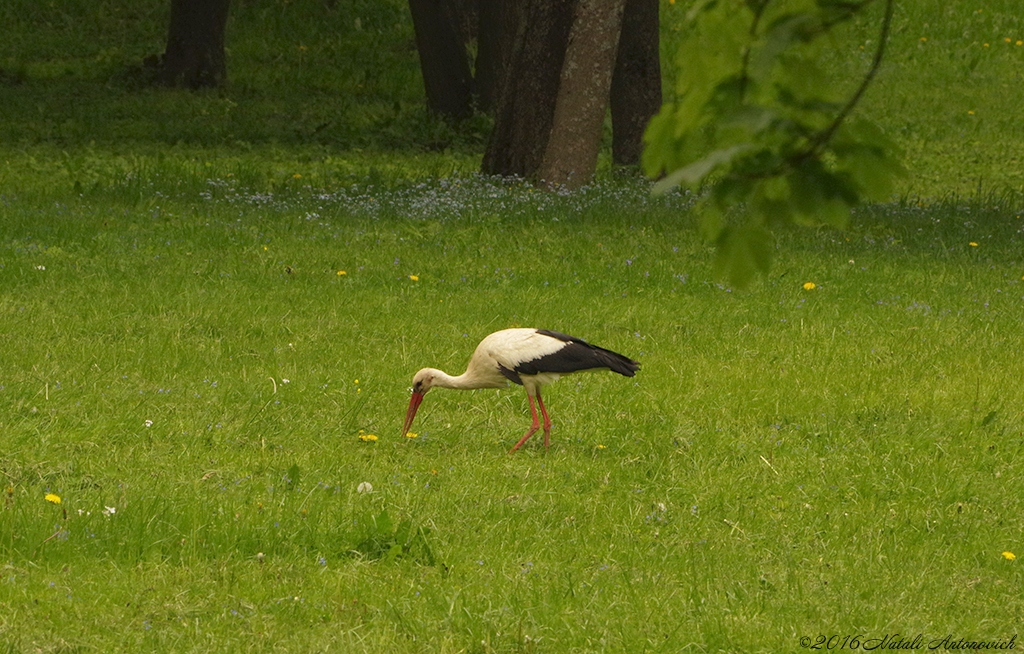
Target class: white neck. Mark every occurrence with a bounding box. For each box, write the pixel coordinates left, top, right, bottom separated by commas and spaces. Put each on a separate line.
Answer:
422, 366, 506, 391
425, 368, 465, 389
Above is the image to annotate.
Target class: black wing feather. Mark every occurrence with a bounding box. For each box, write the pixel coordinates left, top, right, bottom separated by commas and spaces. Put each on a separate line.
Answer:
522, 330, 640, 377
497, 364, 523, 386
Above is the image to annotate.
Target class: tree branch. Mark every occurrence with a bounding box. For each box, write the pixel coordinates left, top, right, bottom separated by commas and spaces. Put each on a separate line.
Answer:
802, 0, 894, 158
729, 0, 895, 181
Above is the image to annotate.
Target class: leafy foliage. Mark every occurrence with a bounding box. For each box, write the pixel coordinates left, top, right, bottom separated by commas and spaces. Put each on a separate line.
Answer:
645, 0, 904, 287
352, 510, 438, 566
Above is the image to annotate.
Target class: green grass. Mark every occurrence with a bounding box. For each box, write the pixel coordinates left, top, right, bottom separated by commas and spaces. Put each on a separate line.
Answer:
2, 178, 1023, 651
2, 0, 1023, 197
1, 0, 1024, 651
819, 1, 1024, 197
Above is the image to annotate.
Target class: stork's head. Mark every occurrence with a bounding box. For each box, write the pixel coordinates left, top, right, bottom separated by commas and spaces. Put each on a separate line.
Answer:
403, 368, 440, 436
410, 368, 440, 394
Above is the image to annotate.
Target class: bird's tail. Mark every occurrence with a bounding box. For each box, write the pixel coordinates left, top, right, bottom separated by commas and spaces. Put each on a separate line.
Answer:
592, 345, 641, 377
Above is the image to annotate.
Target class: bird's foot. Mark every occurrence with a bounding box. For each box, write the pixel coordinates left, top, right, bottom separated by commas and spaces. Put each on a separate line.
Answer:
509, 426, 538, 453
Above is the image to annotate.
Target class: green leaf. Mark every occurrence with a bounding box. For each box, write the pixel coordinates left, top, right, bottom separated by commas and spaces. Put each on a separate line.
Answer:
753, 12, 819, 79
786, 159, 858, 227
750, 178, 797, 228
816, 0, 866, 26
686, 0, 721, 23
394, 518, 413, 544
831, 118, 906, 200
697, 201, 726, 241
371, 509, 393, 535
724, 105, 779, 136
714, 223, 774, 289
653, 144, 755, 194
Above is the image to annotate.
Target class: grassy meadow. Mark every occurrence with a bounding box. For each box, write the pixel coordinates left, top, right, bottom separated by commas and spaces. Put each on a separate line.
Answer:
2, 0, 1024, 652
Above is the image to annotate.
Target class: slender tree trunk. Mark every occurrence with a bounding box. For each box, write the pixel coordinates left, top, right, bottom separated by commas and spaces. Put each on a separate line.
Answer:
611, 0, 661, 166
160, 0, 230, 89
481, 0, 573, 178
538, 0, 626, 189
409, 0, 474, 119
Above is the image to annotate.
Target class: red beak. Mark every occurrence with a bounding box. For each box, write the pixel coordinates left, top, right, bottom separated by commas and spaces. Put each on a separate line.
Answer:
403, 391, 424, 436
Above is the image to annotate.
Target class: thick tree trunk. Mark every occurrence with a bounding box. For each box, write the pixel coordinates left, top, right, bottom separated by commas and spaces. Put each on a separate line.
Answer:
160, 0, 230, 89
409, 0, 474, 119
610, 0, 661, 166
475, 0, 515, 113
538, 0, 626, 189
481, 0, 573, 178
445, 0, 478, 45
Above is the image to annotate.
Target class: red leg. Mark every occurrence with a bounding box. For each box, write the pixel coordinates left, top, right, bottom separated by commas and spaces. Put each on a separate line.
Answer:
509, 393, 541, 453
535, 390, 552, 450
509, 390, 552, 453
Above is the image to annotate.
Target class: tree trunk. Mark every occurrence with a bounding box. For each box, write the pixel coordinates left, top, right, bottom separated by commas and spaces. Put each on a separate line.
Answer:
409, 0, 474, 119
445, 0, 478, 46
481, 0, 573, 178
610, 0, 661, 166
475, 0, 515, 113
160, 0, 230, 89
538, 0, 626, 189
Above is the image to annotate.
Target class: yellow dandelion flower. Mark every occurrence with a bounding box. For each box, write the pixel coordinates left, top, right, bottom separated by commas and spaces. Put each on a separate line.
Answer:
969, 242, 978, 247
597, 444, 606, 449
919, 37, 927, 42
337, 270, 347, 275
1017, 41, 1023, 46
1002, 551, 1016, 560
803, 282, 816, 290
293, 173, 302, 179
405, 432, 418, 439
408, 275, 419, 281
359, 433, 378, 442
45, 493, 61, 504
968, 110, 975, 115
1006, 38, 1013, 43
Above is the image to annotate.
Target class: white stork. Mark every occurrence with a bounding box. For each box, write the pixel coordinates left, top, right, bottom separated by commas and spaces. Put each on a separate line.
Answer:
402, 328, 640, 453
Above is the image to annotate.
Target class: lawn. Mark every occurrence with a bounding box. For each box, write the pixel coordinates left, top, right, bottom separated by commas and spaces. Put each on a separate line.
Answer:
1, 0, 1023, 652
